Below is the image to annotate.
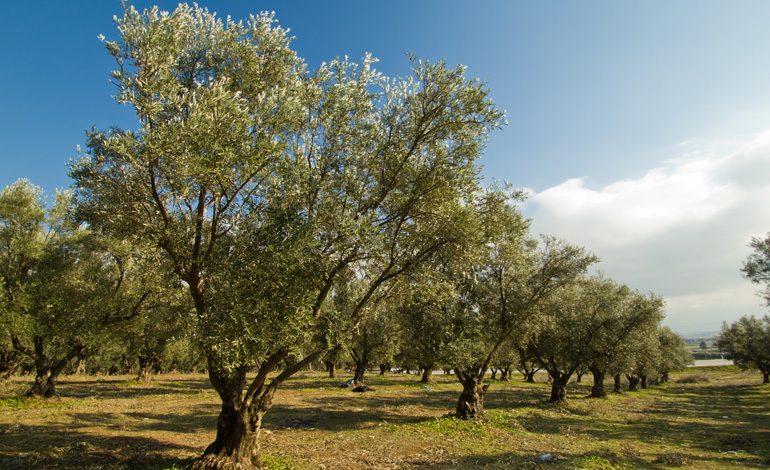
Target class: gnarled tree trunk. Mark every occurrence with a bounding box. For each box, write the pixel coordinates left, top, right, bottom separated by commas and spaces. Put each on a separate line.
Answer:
613, 374, 622, 393
548, 371, 571, 403
626, 374, 640, 391
640, 375, 648, 389
353, 362, 366, 384
191, 366, 262, 470
324, 360, 335, 378
137, 355, 156, 382
16, 337, 83, 398
420, 366, 433, 383
454, 369, 488, 420
589, 365, 606, 398
524, 370, 536, 383
190, 349, 321, 470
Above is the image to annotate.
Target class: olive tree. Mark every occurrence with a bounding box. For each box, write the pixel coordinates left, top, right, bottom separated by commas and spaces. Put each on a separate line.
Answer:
71, 4, 502, 467
624, 329, 662, 391
0, 180, 161, 396
717, 315, 770, 383
742, 234, 770, 306
404, 191, 596, 418
656, 327, 692, 383
585, 288, 664, 398
526, 277, 629, 403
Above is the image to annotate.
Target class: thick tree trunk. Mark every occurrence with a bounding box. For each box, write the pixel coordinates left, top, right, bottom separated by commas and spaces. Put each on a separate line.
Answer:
420, 366, 432, 383
324, 360, 335, 378
353, 362, 366, 384
525, 371, 536, 383
613, 374, 623, 393
379, 364, 389, 376
0, 350, 20, 380
589, 367, 606, 398
762, 370, 769, 384
137, 356, 155, 382
23, 339, 82, 398
575, 372, 584, 383
549, 373, 570, 403
191, 364, 264, 470
640, 375, 648, 389
500, 367, 511, 381
626, 375, 640, 391
661, 371, 670, 383
490, 368, 498, 380
28, 364, 55, 397
455, 374, 488, 420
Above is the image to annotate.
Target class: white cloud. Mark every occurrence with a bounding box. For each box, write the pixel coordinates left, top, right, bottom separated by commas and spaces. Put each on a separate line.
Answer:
525, 129, 770, 335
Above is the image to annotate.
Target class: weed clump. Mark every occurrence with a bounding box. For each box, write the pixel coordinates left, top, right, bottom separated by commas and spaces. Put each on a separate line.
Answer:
653, 454, 689, 467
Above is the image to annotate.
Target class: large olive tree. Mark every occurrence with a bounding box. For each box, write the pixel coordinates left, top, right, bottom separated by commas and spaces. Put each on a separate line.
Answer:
71, 4, 502, 468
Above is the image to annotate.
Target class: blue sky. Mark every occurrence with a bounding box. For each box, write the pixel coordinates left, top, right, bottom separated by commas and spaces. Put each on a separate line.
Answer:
2, 1, 770, 333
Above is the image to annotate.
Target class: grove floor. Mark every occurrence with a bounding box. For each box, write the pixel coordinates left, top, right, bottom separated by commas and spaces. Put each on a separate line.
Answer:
0, 366, 768, 469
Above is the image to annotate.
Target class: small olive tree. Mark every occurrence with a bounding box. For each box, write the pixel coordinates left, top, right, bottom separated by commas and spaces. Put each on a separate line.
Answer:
742, 234, 770, 306
717, 315, 770, 383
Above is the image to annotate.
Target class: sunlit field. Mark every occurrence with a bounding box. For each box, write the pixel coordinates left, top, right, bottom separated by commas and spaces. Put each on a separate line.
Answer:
1, 366, 768, 469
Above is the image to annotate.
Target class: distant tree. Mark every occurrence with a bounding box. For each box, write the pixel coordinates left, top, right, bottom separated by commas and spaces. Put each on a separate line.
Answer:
398, 268, 454, 384
717, 315, 770, 383
415, 191, 596, 418
657, 327, 692, 383
515, 343, 541, 383
490, 341, 517, 381
625, 331, 662, 391
585, 289, 664, 398
127, 286, 191, 382
349, 298, 401, 385
527, 276, 653, 403
699, 340, 708, 350
742, 234, 770, 305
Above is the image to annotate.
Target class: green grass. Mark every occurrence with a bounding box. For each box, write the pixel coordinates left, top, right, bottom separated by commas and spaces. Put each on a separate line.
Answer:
0, 396, 69, 409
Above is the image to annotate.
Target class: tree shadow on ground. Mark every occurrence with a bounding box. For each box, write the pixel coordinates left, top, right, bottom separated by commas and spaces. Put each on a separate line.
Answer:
0, 423, 199, 470
69, 403, 219, 434
516, 382, 770, 468
58, 377, 212, 400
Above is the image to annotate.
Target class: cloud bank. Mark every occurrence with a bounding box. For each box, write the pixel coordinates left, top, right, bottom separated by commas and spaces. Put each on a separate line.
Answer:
524, 130, 770, 335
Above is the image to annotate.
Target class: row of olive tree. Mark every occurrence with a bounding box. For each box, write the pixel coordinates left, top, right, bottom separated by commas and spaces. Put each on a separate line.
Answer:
323, 186, 692, 415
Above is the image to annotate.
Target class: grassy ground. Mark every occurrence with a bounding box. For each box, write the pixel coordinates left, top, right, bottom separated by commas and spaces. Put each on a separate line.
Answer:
0, 366, 768, 469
